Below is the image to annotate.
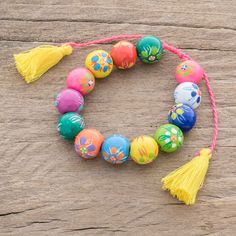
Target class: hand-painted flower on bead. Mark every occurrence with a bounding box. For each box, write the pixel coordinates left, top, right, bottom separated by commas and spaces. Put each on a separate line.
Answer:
140, 46, 162, 63
168, 104, 184, 121
102, 147, 125, 164
191, 83, 201, 104
177, 62, 193, 77
90, 52, 113, 73
75, 136, 96, 159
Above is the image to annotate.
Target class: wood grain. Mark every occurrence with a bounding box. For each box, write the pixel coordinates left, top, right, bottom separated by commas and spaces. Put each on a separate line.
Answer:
0, 0, 236, 235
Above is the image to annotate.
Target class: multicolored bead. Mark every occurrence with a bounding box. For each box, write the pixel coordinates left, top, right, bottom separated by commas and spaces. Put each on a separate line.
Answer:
168, 104, 196, 132
55, 89, 84, 114
130, 135, 159, 164
175, 60, 204, 84
57, 112, 85, 140
110, 41, 137, 69
101, 135, 130, 164
74, 129, 104, 159
136, 36, 163, 63
85, 50, 113, 78
155, 124, 184, 153
174, 82, 201, 109
66, 68, 95, 95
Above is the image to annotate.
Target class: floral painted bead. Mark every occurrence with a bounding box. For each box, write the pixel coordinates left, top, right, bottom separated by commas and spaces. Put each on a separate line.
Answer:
57, 112, 85, 140
74, 129, 104, 159
154, 124, 184, 153
101, 135, 130, 164
55, 89, 84, 114
168, 104, 196, 132
130, 135, 159, 164
136, 36, 163, 63
85, 50, 113, 78
175, 60, 204, 84
66, 68, 95, 95
110, 41, 137, 69
174, 82, 201, 109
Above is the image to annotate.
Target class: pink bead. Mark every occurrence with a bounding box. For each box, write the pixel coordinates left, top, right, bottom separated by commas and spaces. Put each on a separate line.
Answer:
175, 60, 204, 84
55, 89, 84, 114
66, 68, 95, 95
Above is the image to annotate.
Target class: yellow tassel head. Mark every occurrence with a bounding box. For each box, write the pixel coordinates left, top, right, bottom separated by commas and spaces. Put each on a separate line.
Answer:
14, 44, 73, 83
162, 148, 212, 205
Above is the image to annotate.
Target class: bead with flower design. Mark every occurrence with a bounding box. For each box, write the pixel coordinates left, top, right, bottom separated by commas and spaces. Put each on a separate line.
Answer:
85, 50, 113, 78
101, 135, 130, 164
168, 104, 196, 132
75, 129, 104, 159
155, 124, 184, 153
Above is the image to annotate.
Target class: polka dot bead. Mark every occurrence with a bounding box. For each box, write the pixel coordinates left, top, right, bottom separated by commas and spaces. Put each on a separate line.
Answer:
155, 124, 184, 153
175, 60, 204, 84
174, 82, 201, 109
66, 68, 95, 95
130, 135, 159, 164
85, 50, 113, 78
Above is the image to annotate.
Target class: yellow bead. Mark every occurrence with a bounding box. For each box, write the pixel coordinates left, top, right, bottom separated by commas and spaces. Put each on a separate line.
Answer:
130, 135, 159, 164
85, 50, 113, 78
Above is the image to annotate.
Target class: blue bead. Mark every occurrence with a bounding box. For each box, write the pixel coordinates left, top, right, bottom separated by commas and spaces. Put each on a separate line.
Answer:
168, 104, 196, 132
101, 135, 130, 164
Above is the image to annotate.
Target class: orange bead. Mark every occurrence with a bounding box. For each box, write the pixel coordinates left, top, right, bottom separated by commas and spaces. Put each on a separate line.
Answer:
110, 41, 137, 69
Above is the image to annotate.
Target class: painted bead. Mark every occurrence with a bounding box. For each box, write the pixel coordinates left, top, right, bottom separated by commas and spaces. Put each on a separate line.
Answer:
130, 135, 159, 164
101, 135, 130, 164
175, 60, 204, 84
57, 112, 85, 140
55, 89, 84, 114
85, 50, 113, 78
66, 68, 95, 95
174, 82, 201, 109
110, 41, 137, 69
168, 104, 196, 132
74, 129, 104, 159
154, 124, 184, 153
136, 36, 163, 63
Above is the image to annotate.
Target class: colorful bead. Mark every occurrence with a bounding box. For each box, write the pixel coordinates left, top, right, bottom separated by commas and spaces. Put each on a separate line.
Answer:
130, 135, 159, 164
57, 112, 85, 140
168, 104, 196, 132
175, 60, 204, 84
66, 68, 95, 95
155, 124, 184, 153
101, 135, 130, 164
136, 36, 163, 63
174, 82, 201, 109
55, 89, 84, 114
110, 41, 137, 69
85, 50, 113, 78
74, 129, 104, 159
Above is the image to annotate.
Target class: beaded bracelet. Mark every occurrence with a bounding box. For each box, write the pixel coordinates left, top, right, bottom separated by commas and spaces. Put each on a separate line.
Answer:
14, 35, 218, 205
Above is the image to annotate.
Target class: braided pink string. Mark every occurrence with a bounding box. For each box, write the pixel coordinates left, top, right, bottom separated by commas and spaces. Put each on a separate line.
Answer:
67, 35, 218, 152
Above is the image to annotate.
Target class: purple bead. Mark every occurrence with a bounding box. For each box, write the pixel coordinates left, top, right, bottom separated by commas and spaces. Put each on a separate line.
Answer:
55, 89, 84, 114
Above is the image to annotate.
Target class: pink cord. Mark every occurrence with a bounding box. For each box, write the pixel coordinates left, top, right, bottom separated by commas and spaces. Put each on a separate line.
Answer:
67, 35, 218, 152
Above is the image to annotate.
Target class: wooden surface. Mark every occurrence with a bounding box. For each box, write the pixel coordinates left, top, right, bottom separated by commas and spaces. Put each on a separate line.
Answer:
1, 1, 236, 235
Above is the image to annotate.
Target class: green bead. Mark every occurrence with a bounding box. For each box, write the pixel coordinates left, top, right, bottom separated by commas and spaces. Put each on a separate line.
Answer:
136, 36, 163, 63
154, 124, 184, 153
57, 112, 85, 140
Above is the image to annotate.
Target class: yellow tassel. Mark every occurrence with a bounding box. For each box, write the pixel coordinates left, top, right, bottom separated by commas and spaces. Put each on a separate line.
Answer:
14, 44, 73, 83
162, 148, 212, 205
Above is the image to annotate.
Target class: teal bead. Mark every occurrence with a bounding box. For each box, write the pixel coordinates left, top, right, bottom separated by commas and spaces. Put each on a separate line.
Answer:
136, 36, 163, 63
57, 112, 85, 140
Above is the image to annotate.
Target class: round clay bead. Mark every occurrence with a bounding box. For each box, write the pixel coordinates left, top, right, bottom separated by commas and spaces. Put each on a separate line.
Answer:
130, 135, 159, 164
101, 135, 130, 164
110, 41, 137, 69
55, 89, 84, 114
168, 104, 196, 132
175, 60, 204, 84
174, 82, 201, 109
57, 112, 85, 140
85, 50, 113, 78
75, 129, 104, 159
155, 124, 184, 153
136, 36, 163, 63
66, 68, 95, 95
